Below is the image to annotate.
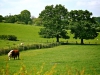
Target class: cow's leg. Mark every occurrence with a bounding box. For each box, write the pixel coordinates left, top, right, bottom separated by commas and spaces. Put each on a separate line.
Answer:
9, 57, 10, 60
18, 54, 19, 59
14, 55, 17, 60
14, 56, 15, 60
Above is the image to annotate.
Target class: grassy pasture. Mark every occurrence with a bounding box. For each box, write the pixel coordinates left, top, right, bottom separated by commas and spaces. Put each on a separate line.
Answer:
0, 45, 100, 75
0, 23, 100, 49
0, 23, 56, 48
0, 23, 100, 75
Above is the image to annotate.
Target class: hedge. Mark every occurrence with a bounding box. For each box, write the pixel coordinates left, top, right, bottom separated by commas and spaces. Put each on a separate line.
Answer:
0, 42, 61, 55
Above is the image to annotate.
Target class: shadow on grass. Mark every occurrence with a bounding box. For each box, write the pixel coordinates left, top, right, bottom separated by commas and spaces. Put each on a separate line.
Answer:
61, 42, 100, 45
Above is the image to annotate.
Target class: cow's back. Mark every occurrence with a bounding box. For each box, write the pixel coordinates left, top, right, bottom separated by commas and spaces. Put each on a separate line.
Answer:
12, 50, 19, 59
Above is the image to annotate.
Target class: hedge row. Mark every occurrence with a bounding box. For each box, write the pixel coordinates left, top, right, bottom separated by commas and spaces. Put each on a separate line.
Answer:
0, 42, 61, 55
0, 35, 17, 41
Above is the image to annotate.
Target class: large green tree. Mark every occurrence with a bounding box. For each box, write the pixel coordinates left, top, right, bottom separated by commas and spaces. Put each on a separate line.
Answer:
20, 10, 31, 24
39, 4, 69, 42
69, 10, 99, 44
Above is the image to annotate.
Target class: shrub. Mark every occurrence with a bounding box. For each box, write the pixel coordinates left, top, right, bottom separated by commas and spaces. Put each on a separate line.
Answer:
15, 21, 25, 24
28, 21, 32, 25
0, 35, 7, 40
7, 35, 17, 41
0, 35, 17, 41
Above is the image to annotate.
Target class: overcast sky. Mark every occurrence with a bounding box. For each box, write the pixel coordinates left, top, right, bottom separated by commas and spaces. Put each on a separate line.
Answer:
0, 0, 100, 17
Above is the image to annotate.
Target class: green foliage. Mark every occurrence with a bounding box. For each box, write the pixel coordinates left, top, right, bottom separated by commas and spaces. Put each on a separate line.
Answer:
0, 15, 4, 22
96, 27, 100, 32
20, 10, 31, 24
14, 15, 21, 22
94, 17, 100, 24
28, 21, 32, 25
33, 18, 42, 26
3, 10, 31, 24
39, 4, 69, 42
0, 42, 60, 55
15, 21, 25, 24
7, 35, 17, 41
4, 15, 15, 23
0, 35, 17, 41
69, 10, 99, 44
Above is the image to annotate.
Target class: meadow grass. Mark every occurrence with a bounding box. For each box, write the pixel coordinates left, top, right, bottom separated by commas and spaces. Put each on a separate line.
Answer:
0, 45, 100, 75
0, 23, 56, 48
0, 23, 100, 75
0, 23, 41, 41
0, 23, 100, 49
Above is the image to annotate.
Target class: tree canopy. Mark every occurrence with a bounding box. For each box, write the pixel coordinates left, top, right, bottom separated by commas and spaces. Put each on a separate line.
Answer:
39, 4, 69, 42
20, 10, 31, 24
69, 10, 99, 44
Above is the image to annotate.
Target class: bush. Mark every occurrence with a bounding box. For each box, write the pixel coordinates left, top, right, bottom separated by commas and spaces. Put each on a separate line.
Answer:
0, 35, 17, 41
7, 35, 17, 41
15, 21, 25, 24
0, 35, 7, 40
28, 21, 32, 25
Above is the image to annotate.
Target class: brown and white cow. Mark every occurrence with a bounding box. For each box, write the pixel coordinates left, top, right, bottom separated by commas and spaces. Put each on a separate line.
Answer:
8, 50, 19, 60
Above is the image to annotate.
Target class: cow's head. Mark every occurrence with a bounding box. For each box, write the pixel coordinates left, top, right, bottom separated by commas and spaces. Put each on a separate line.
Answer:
8, 50, 13, 60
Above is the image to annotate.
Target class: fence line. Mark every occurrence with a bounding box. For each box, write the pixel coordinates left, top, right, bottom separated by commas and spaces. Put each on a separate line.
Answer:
0, 40, 99, 55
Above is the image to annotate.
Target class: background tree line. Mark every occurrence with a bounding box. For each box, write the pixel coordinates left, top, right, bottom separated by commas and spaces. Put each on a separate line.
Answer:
0, 10, 32, 24
0, 9, 100, 26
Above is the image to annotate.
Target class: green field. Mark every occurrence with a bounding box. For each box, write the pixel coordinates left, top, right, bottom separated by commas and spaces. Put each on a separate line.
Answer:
0, 23, 100, 49
0, 23, 100, 75
0, 45, 100, 75
0, 23, 57, 48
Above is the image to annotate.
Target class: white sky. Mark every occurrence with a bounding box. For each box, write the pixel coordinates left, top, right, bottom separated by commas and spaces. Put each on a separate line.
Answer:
0, 0, 100, 17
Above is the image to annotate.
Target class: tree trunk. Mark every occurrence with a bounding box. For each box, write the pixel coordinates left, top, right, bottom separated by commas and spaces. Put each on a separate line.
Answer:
56, 34, 59, 42
81, 39, 84, 44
